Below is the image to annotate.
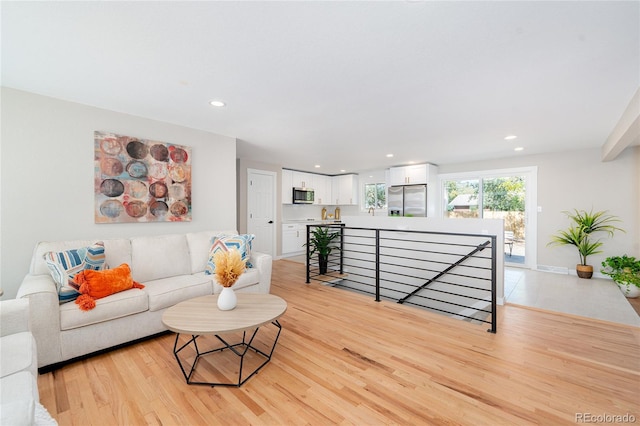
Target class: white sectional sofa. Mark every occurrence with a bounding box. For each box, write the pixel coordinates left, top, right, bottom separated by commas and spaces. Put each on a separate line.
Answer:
0, 298, 57, 425
16, 230, 272, 370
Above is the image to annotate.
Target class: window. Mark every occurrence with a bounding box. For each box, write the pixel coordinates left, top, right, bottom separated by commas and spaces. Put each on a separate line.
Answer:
365, 183, 386, 209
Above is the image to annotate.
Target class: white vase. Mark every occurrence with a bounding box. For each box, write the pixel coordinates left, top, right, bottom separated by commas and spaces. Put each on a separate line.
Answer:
217, 287, 237, 310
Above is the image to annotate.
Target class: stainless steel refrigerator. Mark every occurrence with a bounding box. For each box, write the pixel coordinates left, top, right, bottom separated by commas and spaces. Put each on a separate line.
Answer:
388, 184, 427, 217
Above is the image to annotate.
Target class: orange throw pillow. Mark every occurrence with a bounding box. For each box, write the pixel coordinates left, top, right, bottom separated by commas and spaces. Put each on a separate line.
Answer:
73, 263, 144, 311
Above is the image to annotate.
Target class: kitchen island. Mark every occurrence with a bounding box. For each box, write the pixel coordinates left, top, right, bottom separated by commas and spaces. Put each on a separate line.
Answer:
338, 215, 505, 304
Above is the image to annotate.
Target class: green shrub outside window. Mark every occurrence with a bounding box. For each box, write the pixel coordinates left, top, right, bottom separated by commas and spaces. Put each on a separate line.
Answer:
365, 183, 386, 209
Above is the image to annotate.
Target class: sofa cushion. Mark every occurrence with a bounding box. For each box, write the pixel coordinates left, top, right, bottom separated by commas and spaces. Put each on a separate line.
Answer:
0, 332, 37, 379
1, 370, 39, 407
0, 372, 37, 425
186, 230, 238, 274
44, 241, 106, 303
103, 239, 133, 271
131, 234, 191, 282
60, 288, 148, 331
143, 274, 213, 312
1, 399, 35, 426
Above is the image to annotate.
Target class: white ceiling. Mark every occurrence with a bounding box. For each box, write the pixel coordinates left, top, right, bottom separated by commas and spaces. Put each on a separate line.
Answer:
2, 1, 638, 175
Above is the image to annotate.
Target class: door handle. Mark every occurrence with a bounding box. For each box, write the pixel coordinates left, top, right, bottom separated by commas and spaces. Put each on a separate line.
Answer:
268, 220, 274, 224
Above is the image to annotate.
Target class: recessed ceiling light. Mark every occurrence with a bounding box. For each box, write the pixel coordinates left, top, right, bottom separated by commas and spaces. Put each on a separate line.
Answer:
209, 100, 226, 107
314, 165, 320, 168
340, 169, 346, 173
514, 147, 524, 151
386, 154, 394, 158
505, 135, 517, 140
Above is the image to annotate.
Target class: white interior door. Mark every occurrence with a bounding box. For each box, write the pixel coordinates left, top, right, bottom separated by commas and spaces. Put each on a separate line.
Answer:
247, 169, 276, 257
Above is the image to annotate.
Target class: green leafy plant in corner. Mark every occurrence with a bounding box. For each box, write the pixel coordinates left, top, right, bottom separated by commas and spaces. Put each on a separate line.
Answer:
601, 255, 640, 289
548, 209, 624, 266
305, 226, 341, 274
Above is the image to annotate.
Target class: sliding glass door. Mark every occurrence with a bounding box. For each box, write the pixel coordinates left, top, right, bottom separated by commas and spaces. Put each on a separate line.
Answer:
482, 176, 526, 265
444, 180, 479, 218
441, 168, 536, 268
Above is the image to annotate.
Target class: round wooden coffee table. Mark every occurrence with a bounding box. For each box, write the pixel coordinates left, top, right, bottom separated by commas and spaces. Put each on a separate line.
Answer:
162, 293, 287, 387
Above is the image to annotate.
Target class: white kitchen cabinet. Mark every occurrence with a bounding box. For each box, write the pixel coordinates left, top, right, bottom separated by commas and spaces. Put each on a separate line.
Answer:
331, 174, 359, 205
282, 169, 357, 205
388, 163, 440, 217
313, 174, 332, 205
292, 171, 313, 189
282, 169, 293, 204
389, 164, 429, 185
282, 223, 306, 255
283, 169, 316, 204
283, 169, 332, 204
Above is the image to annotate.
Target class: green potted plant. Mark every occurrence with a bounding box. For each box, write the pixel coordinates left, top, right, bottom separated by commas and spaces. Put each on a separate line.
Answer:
601, 255, 640, 298
548, 209, 623, 278
305, 226, 341, 274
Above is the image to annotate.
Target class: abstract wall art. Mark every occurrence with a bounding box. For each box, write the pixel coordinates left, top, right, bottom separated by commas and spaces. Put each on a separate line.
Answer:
94, 131, 192, 223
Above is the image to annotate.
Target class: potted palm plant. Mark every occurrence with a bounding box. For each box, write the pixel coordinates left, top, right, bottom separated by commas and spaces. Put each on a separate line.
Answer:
305, 226, 341, 274
601, 255, 640, 298
548, 209, 623, 278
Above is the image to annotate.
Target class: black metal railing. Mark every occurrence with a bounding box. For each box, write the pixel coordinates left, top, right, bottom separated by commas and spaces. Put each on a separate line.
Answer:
306, 224, 497, 333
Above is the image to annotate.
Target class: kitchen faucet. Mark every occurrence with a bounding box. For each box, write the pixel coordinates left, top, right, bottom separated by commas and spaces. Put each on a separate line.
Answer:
368, 207, 375, 216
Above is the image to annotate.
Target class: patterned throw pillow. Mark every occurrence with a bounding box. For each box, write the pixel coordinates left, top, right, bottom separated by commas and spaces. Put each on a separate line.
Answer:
204, 234, 255, 275
44, 241, 106, 303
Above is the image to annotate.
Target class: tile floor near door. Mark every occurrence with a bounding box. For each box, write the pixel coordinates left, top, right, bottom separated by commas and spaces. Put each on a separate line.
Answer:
504, 267, 640, 327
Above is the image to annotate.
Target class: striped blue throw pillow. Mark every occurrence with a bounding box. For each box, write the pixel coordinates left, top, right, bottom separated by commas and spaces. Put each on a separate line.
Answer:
44, 241, 106, 303
204, 234, 255, 275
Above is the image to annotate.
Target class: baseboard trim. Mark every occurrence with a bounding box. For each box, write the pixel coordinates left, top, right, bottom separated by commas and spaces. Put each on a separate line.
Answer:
536, 264, 569, 274
504, 302, 640, 330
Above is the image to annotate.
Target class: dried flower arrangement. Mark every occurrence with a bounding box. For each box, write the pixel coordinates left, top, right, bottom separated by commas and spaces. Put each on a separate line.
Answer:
214, 249, 246, 288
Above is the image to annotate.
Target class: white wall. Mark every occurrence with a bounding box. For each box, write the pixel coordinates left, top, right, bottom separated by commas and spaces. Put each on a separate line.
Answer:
438, 147, 639, 272
239, 146, 640, 273
1, 88, 238, 298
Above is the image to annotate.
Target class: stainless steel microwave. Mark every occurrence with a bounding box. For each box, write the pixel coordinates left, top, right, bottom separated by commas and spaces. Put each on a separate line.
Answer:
293, 187, 314, 204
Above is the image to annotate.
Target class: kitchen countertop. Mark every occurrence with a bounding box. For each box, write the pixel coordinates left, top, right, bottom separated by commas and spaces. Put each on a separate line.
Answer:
282, 219, 342, 225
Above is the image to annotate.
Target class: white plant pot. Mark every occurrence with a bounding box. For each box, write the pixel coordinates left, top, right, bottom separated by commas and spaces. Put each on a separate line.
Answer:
616, 281, 640, 298
217, 287, 237, 310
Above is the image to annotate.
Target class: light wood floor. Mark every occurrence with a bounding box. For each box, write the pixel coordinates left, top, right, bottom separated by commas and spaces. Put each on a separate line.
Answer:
38, 259, 640, 425
628, 296, 640, 316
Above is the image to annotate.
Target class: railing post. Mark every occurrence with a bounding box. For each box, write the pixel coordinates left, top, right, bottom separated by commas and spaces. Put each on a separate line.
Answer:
305, 224, 311, 284
375, 229, 380, 302
339, 224, 344, 275
489, 235, 497, 333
